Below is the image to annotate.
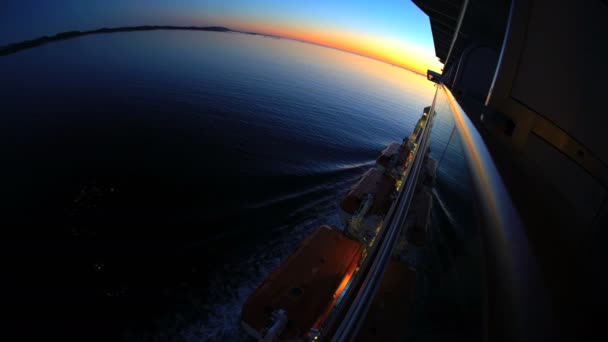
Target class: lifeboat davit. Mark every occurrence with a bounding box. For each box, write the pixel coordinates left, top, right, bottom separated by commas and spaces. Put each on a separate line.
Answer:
376, 142, 413, 180
340, 168, 396, 242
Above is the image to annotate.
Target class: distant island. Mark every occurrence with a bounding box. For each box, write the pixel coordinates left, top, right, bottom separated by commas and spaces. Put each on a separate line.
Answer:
0, 25, 283, 56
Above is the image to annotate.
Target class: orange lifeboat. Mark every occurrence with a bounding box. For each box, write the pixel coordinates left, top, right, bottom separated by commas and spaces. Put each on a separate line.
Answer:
241, 226, 362, 341
340, 168, 396, 241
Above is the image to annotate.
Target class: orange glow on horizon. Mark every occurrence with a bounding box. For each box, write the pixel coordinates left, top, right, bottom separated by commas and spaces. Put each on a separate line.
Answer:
228, 19, 442, 75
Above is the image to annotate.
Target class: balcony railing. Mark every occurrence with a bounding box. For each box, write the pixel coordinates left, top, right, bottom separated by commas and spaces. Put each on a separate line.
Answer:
321, 83, 552, 341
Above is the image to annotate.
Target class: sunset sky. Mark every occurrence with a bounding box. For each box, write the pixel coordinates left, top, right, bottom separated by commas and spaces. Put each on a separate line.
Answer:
0, 0, 443, 74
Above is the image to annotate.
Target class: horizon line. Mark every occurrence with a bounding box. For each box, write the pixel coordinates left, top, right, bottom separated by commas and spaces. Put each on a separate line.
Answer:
0, 24, 429, 76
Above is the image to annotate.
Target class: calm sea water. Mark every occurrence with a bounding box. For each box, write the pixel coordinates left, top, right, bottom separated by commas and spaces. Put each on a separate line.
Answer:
0, 30, 480, 340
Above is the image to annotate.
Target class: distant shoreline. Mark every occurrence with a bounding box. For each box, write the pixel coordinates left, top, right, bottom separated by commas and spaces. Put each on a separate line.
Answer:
0, 26, 253, 56
0, 25, 425, 76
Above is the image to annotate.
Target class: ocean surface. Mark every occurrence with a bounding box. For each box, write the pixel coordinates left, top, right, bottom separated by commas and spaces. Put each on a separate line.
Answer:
0, 30, 480, 340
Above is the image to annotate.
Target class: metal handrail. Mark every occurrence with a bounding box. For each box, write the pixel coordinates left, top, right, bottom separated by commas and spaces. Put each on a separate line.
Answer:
324, 83, 553, 341
443, 0, 469, 68
327, 90, 438, 341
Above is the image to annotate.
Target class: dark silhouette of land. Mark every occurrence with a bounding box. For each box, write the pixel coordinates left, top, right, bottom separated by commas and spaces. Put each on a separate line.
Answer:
0, 25, 283, 56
